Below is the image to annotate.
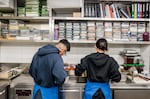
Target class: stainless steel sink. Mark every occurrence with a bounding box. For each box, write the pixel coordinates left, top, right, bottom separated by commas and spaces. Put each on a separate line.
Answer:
64, 76, 86, 87
65, 76, 87, 83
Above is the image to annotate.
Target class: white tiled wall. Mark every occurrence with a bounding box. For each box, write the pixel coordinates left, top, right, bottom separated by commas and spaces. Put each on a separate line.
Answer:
0, 42, 149, 72
64, 44, 140, 63
140, 45, 150, 73
0, 42, 43, 63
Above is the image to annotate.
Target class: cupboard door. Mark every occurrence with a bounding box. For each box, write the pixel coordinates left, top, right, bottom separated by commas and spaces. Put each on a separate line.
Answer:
60, 87, 83, 99
114, 89, 150, 99
0, 89, 6, 99
48, 0, 82, 8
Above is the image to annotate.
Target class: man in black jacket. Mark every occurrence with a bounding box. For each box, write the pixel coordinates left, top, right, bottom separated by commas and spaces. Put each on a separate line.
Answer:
75, 38, 121, 99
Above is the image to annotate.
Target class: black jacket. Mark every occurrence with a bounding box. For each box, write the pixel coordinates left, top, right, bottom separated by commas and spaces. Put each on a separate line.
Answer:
75, 52, 121, 82
29, 44, 67, 88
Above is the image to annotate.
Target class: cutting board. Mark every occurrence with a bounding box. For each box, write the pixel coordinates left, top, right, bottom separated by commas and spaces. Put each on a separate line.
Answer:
127, 75, 150, 84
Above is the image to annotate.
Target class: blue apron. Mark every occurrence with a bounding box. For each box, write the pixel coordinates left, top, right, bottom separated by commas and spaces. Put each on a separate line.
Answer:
84, 80, 112, 99
33, 83, 58, 99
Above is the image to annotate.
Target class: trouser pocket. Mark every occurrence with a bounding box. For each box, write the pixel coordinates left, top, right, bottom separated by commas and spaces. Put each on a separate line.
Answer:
92, 88, 105, 99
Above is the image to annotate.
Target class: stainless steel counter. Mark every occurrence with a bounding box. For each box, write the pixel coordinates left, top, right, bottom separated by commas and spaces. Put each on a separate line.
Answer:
8, 74, 34, 99
111, 82, 150, 89
10, 74, 34, 88
0, 80, 9, 99
64, 76, 150, 89
1, 74, 150, 99
0, 80, 9, 91
63, 76, 150, 99
1, 74, 150, 90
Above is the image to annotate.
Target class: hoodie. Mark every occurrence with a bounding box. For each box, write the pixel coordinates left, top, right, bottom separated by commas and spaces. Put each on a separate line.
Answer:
75, 52, 121, 82
29, 44, 67, 88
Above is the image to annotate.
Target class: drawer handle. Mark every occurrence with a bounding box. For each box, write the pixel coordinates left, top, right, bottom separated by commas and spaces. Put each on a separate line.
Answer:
60, 90, 80, 92
0, 90, 5, 95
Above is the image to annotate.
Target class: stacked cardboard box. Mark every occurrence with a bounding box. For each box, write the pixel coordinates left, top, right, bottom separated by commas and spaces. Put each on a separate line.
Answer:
104, 22, 113, 41
137, 22, 145, 41
121, 22, 129, 41
41, 5, 49, 16
18, 7, 26, 16
96, 22, 104, 40
87, 21, 96, 40
9, 20, 24, 38
25, 0, 40, 16
130, 22, 137, 41
66, 22, 73, 40
19, 26, 30, 40
41, 30, 49, 40
58, 22, 65, 39
73, 22, 80, 40
113, 22, 121, 41
80, 22, 87, 40
0, 21, 8, 38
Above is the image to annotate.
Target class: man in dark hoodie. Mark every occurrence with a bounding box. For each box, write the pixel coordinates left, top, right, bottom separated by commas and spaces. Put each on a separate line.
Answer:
75, 38, 121, 99
29, 39, 70, 99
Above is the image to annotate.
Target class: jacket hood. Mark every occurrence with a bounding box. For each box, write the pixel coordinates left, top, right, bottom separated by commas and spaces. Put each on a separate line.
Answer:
37, 44, 59, 56
88, 53, 109, 67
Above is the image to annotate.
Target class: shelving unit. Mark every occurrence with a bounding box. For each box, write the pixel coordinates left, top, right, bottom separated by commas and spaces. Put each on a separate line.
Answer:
51, 0, 150, 42
0, 1, 150, 99
0, 0, 149, 72
0, 0, 50, 41
0, 0, 149, 43
0, 1, 149, 99
49, 0, 150, 73
52, 18, 149, 41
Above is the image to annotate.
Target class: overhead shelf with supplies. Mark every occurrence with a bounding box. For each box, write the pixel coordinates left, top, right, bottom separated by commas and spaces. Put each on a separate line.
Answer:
0, 0, 14, 11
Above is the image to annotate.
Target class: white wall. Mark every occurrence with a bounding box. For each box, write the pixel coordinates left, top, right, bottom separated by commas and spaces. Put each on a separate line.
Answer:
0, 42, 42, 63
1, 42, 149, 73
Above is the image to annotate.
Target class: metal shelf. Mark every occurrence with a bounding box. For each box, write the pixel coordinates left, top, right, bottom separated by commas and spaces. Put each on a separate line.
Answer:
0, 39, 34, 43
0, 16, 149, 22
98, 0, 150, 2
1, 39, 150, 45
0, 16, 49, 22
53, 40, 150, 45
108, 41, 150, 45
0, 39, 53, 43
53, 17, 150, 22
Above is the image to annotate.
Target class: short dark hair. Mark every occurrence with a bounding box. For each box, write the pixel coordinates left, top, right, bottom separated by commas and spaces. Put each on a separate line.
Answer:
59, 39, 71, 51
96, 38, 108, 51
